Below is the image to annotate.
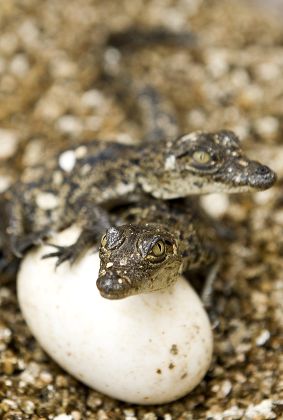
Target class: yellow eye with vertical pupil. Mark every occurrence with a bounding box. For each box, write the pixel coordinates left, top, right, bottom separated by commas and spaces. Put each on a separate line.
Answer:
101, 234, 107, 247
151, 240, 165, 257
192, 150, 211, 164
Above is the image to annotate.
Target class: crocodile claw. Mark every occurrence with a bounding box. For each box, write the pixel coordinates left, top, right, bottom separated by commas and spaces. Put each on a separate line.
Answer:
42, 243, 78, 268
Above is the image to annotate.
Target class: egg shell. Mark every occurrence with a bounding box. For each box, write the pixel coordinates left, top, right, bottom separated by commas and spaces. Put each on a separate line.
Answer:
17, 227, 213, 405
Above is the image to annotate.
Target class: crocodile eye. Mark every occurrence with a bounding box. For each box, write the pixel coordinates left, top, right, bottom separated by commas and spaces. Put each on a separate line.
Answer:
150, 240, 165, 257
186, 148, 222, 173
192, 150, 211, 164
101, 234, 107, 247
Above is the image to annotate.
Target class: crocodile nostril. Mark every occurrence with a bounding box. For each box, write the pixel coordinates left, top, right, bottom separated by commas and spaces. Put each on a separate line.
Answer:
255, 165, 271, 176
96, 275, 113, 293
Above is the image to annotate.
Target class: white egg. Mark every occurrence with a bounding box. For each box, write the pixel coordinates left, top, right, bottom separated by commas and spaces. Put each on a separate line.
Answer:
17, 227, 213, 405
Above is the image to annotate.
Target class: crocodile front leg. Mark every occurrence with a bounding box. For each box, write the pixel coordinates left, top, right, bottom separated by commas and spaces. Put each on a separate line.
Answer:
42, 205, 112, 267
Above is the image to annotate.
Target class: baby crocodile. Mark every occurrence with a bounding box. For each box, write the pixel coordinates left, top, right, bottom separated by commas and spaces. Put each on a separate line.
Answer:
97, 199, 216, 299
0, 130, 276, 267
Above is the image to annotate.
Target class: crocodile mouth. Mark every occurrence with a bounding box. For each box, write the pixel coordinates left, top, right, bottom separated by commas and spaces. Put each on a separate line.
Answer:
98, 290, 129, 300
214, 160, 277, 192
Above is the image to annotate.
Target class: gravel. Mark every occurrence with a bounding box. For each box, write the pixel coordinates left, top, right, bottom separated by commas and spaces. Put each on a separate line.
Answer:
0, 0, 282, 418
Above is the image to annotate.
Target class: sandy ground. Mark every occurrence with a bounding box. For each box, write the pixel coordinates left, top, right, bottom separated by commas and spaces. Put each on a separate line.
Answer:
0, 0, 282, 419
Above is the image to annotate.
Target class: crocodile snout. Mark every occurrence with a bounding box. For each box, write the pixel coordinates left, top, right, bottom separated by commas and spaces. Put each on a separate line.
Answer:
247, 161, 277, 190
96, 271, 132, 299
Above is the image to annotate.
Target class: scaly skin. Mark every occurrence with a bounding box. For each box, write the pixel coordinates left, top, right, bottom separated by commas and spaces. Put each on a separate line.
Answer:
0, 130, 276, 266
97, 198, 216, 299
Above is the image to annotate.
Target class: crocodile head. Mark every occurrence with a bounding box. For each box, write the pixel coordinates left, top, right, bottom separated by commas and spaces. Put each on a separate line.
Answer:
139, 130, 276, 198
97, 224, 182, 299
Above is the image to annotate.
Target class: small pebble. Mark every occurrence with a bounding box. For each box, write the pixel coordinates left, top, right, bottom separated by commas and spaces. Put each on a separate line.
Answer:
36, 192, 59, 210
81, 89, 105, 109
51, 57, 77, 79
17, 20, 40, 47
97, 410, 109, 420
256, 62, 281, 81
254, 116, 279, 138
0, 33, 18, 56
0, 129, 18, 159
218, 380, 232, 398
71, 411, 82, 420
1, 399, 18, 411
256, 329, 270, 346
87, 392, 103, 408
143, 414, 157, 420
21, 400, 35, 415
59, 150, 77, 172
238, 85, 263, 108
0, 327, 12, 344
53, 415, 73, 420
57, 115, 83, 135
201, 193, 229, 218
103, 48, 121, 76
0, 175, 12, 193
10, 54, 29, 77
245, 399, 276, 419
39, 371, 53, 384
254, 189, 275, 205
123, 408, 136, 418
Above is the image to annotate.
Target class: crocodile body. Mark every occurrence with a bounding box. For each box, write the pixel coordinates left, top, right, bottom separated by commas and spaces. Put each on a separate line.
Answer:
0, 130, 276, 268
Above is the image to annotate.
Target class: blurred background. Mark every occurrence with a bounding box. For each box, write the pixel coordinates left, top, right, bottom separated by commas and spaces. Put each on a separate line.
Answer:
0, 0, 283, 172
0, 1, 282, 419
